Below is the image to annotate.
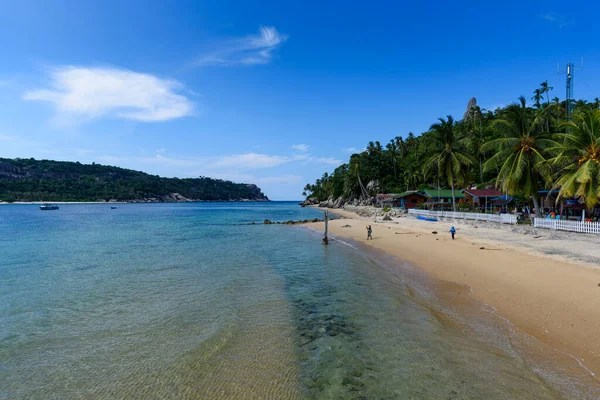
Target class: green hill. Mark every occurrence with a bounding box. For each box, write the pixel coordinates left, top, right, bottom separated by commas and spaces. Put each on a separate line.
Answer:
0, 158, 269, 202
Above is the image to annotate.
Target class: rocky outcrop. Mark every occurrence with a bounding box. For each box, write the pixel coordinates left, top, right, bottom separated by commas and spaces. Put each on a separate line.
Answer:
300, 197, 319, 207
263, 218, 323, 225
127, 193, 269, 203
365, 180, 380, 193
341, 205, 406, 219
304, 195, 380, 211
463, 97, 477, 120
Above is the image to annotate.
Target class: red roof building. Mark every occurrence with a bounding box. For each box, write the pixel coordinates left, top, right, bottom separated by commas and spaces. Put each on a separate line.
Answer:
461, 189, 504, 206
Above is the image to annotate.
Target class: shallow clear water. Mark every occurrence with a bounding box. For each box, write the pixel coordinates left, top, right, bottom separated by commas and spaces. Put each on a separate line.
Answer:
0, 202, 589, 399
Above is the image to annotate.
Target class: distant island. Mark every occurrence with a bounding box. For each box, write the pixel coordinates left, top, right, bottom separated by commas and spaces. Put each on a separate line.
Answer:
0, 158, 269, 203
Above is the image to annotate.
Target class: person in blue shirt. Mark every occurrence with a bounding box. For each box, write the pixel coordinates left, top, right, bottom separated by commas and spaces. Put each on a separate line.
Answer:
449, 226, 456, 240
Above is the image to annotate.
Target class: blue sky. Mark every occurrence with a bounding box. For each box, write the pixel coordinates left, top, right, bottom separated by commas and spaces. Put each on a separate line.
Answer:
1, 0, 599, 200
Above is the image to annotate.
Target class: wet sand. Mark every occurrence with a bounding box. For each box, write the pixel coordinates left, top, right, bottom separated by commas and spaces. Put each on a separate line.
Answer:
310, 207, 600, 379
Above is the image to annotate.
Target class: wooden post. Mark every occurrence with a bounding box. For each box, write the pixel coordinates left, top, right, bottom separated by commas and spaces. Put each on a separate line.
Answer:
323, 211, 329, 245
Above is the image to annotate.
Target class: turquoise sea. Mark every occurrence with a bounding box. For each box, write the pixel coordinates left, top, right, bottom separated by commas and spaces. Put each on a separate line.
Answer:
0, 202, 598, 399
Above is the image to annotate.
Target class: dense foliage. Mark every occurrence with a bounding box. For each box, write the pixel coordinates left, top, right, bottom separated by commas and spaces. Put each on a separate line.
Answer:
304, 85, 600, 211
0, 158, 268, 202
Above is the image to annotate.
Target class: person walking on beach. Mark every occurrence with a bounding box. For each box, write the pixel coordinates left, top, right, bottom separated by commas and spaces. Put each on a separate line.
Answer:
449, 226, 456, 240
366, 225, 373, 240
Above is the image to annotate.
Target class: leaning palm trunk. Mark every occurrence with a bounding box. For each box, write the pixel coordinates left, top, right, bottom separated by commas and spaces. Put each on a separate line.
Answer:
479, 155, 483, 183
357, 171, 368, 200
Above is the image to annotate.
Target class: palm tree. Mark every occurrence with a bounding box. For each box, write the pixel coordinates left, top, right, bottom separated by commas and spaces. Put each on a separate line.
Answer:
550, 109, 600, 209
482, 97, 557, 216
422, 115, 475, 211
385, 139, 398, 180
595, 98, 600, 110
531, 88, 544, 108
403, 168, 423, 190
394, 136, 407, 158
463, 105, 485, 183
540, 81, 553, 105
302, 183, 312, 198
349, 155, 369, 200
574, 100, 589, 113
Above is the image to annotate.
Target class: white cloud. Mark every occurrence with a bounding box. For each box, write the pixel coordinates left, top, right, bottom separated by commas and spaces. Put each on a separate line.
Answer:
23, 66, 194, 123
96, 153, 202, 168
0, 134, 42, 147
310, 156, 341, 166
255, 175, 303, 185
0, 134, 20, 142
156, 148, 167, 153
74, 148, 94, 156
207, 152, 339, 169
195, 26, 288, 66
209, 152, 290, 169
541, 12, 573, 28
208, 171, 302, 186
342, 147, 365, 154
292, 144, 309, 152
91, 149, 340, 180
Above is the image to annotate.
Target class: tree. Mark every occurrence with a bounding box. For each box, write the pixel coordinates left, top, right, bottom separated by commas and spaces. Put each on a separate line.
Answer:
463, 105, 486, 183
482, 97, 557, 215
385, 139, 398, 181
540, 80, 553, 105
302, 183, 312, 198
531, 88, 544, 109
422, 115, 474, 211
403, 168, 423, 190
574, 99, 589, 112
551, 109, 600, 210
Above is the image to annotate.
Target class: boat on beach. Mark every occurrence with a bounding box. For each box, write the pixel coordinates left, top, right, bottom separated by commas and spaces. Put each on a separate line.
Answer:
416, 215, 437, 222
39, 204, 59, 210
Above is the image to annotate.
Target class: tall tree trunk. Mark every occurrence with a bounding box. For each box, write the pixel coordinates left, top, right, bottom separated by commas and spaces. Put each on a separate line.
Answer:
531, 195, 540, 219
451, 178, 456, 212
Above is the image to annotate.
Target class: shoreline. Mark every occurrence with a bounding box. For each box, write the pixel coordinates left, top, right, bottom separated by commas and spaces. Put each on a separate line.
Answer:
0, 200, 273, 205
309, 206, 600, 381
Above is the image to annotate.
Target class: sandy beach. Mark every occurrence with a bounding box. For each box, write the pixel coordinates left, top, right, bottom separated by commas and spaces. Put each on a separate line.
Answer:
310, 206, 600, 379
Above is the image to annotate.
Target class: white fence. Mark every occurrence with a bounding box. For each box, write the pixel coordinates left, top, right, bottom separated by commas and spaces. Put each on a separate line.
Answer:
408, 209, 517, 224
533, 218, 600, 234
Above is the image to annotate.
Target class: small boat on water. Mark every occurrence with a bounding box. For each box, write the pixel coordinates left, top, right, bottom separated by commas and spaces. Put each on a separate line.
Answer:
110, 206, 117, 209
416, 215, 437, 222
40, 203, 59, 210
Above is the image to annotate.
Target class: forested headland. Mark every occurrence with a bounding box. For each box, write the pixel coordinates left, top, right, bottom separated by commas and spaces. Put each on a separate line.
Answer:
0, 158, 269, 202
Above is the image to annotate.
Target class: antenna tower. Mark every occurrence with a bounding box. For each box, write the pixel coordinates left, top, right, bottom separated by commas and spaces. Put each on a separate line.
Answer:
558, 58, 583, 120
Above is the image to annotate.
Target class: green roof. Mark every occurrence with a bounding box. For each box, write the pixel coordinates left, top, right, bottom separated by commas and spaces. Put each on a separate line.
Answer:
393, 190, 426, 199
422, 189, 465, 199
